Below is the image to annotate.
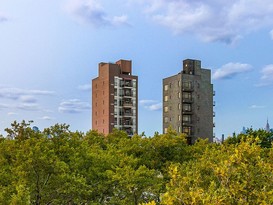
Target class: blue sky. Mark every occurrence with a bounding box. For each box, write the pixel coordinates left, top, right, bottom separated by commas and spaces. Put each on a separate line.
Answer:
1, 0, 273, 138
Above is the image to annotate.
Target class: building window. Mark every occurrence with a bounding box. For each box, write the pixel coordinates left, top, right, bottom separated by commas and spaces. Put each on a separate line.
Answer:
114, 107, 117, 115
178, 126, 181, 133
164, 128, 168, 134
183, 104, 192, 112
183, 81, 193, 89
164, 95, 168, 102
183, 126, 192, 135
114, 118, 117, 125
178, 92, 181, 99
183, 92, 192, 100
178, 80, 181, 87
133, 81, 137, 88
178, 115, 181, 121
183, 115, 192, 123
164, 84, 168, 91
164, 106, 168, 112
178, 103, 181, 110
164, 117, 168, 123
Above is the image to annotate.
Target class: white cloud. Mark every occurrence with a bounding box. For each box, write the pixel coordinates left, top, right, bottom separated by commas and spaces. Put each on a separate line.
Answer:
0, 87, 54, 100
140, 99, 162, 111
0, 86, 54, 112
139, 99, 157, 105
7, 112, 18, 116
64, 0, 129, 27
20, 95, 37, 103
270, 29, 273, 40
58, 99, 91, 113
40, 116, 54, 121
249, 105, 265, 109
78, 84, 91, 91
0, 104, 8, 109
212, 62, 252, 80
140, 0, 273, 43
257, 64, 273, 86
17, 103, 39, 111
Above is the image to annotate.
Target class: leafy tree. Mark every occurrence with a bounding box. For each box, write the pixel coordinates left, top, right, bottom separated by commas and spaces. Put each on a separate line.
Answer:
225, 128, 273, 148
161, 138, 273, 204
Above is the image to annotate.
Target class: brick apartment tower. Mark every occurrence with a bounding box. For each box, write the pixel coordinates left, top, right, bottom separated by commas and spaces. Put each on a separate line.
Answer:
92, 60, 138, 136
163, 59, 214, 144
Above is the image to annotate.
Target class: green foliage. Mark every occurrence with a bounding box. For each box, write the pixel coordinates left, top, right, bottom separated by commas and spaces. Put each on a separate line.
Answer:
161, 138, 273, 205
0, 121, 272, 204
225, 128, 273, 148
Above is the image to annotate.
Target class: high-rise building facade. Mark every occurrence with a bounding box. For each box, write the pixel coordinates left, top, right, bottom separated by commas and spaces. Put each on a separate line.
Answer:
163, 59, 214, 143
92, 60, 138, 136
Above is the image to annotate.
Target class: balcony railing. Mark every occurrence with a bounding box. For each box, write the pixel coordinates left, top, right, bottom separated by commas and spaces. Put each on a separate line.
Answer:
182, 86, 194, 92
121, 112, 133, 117
122, 82, 133, 87
123, 122, 133, 126
182, 98, 193, 103
182, 110, 193, 114
182, 121, 193, 126
123, 102, 133, 107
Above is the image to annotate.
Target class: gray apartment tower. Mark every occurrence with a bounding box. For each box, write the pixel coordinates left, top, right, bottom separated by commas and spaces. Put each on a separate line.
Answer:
163, 59, 214, 144
92, 60, 138, 136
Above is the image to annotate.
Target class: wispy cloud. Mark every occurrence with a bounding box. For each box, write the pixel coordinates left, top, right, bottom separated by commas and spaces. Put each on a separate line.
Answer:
256, 64, 273, 86
39, 116, 54, 121
58, 99, 91, 113
64, 0, 129, 27
0, 12, 8, 22
16, 103, 39, 111
212, 62, 252, 80
140, 99, 162, 111
0, 86, 55, 113
249, 105, 265, 109
7, 112, 18, 116
139, 0, 273, 44
270, 29, 273, 40
0, 87, 54, 100
78, 84, 91, 91
0, 104, 8, 109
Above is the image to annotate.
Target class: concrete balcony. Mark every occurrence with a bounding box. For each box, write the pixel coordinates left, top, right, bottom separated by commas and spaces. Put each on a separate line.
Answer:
123, 102, 133, 107
182, 98, 193, 103
182, 87, 194, 92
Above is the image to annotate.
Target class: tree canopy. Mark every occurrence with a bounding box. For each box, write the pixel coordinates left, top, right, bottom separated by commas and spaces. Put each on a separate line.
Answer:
0, 121, 272, 204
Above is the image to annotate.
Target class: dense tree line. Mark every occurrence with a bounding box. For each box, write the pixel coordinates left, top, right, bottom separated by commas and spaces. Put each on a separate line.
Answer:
0, 121, 272, 204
